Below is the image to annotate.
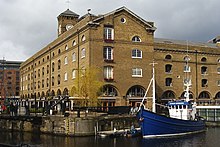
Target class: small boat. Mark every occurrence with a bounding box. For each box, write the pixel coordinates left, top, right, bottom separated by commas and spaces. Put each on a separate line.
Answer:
137, 60, 206, 138
125, 127, 141, 137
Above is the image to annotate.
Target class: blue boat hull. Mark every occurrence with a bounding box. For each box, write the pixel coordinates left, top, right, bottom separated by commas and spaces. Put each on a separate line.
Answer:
138, 108, 206, 138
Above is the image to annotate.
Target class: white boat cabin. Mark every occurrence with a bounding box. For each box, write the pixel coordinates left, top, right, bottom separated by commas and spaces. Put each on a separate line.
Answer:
167, 101, 197, 120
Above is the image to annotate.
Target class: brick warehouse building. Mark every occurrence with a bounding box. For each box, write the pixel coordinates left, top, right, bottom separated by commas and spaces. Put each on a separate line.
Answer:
0, 60, 22, 101
20, 7, 220, 108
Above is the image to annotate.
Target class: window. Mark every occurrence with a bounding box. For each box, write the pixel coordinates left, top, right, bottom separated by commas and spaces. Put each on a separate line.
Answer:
103, 47, 113, 61
184, 56, 190, 62
132, 68, 142, 77
104, 66, 113, 80
165, 64, 172, 73
198, 91, 210, 99
218, 58, 220, 63
184, 65, 191, 72
42, 79, 44, 88
52, 62, 55, 72
64, 72, 68, 81
217, 67, 220, 74
58, 49, 61, 54
102, 85, 118, 96
132, 49, 142, 58
165, 78, 172, 86
52, 76, 54, 86
58, 74, 61, 85
81, 35, 86, 42
132, 36, 141, 42
165, 55, 172, 60
42, 67, 44, 76
202, 79, 208, 87
121, 18, 126, 23
72, 40, 76, 46
65, 45, 68, 50
38, 81, 40, 89
64, 56, 68, 65
47, 55, 49, 60
201, 66, 207, 74
201, 57, 207, 62
72, 70, 76, 79
58, 59, 61, 70
46, 78, 49, 87
104, 27, 114, 41
218, 80, 220, 86
81, 48, 86, 58
72, 52, 76, 62
52, 52, 55, 57
47, 65, 49, 74
38, 69, 40, 77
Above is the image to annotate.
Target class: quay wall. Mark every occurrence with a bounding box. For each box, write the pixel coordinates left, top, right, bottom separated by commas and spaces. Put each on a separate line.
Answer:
0, 114, 138, 136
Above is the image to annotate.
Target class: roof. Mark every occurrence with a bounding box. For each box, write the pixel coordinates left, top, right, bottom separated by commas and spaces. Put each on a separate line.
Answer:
155, 38, 218, 48
58, 9, 79, 18
93, 6, 156, 31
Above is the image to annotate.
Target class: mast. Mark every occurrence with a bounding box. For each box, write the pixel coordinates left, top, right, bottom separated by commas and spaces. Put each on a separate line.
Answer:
184, 41, 191, 102
150, 61, 157, 113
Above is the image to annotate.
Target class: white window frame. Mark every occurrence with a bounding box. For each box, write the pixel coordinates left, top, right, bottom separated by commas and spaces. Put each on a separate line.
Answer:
72, 70, 76, 79
65, 45, 68, 50
72, 40, 76, 46
104, 66, 113, 79
132, 49, 142, 58
72, 52, 76, 62
104, 27, 114, 40
132, 36, 141, 42
81, 48, 86, 58
64, 72, 68, 81
64, 56, 68, 65
132, 68, 142, 77
104, 47, 113, 60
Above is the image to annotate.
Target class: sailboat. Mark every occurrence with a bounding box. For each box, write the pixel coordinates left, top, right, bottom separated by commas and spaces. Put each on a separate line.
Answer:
137, 59, 206, 138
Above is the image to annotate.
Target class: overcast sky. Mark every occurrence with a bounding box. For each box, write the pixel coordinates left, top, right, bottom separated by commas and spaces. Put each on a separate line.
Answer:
0, 0, 219, 61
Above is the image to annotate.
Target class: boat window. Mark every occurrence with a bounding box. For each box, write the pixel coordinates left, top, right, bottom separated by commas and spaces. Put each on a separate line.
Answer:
183, 105, 186, 109
179, 105, 182, 109
188, 105, 192, 109
172, 105, 175, 109
175, 105, 178, 109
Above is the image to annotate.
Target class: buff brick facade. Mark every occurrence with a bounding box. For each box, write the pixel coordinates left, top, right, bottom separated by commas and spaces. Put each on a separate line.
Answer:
20, 7, 220, 107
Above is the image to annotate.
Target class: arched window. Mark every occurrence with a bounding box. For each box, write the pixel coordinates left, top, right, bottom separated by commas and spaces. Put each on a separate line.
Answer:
58, 59, 61, 70
81, 35, 86, 42
132, 49, 142, 58
58, 74, 61, 85
217, 67, 220, 74
52, 76, 54, 86
46, 78, 49, 87
64, 56, 68, 64
57, 89, 61, 96
126, 85, 145, 97
72, 52, 76, 62
180, 91, 193, 99
42, 79, 44, 88
215, 92, 220, 99
72, 40, 76, 46
64, 72, 68, 81
102, 85, 118, 96
218, 58, 220, 63
198, 91, 210, 99
165, 64, 172, 73
201, 66, 207, 74
72, 69, 76, 79
65, 45, 68, 50
161, 90, 175, 99
132, 36, 141, 42
184, 55, 190, 62
58, 49, 61, 54
52, 62, 55, 72
218, 80, 220, 86
63, 88, 69, 95
165, 54, 172, 60
165, 78, 172, 86
201, 57, 207, 62
81, 48, 86, 58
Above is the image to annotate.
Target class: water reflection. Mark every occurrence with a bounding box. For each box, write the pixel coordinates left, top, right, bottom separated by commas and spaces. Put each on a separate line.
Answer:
0, 128, 219, 147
